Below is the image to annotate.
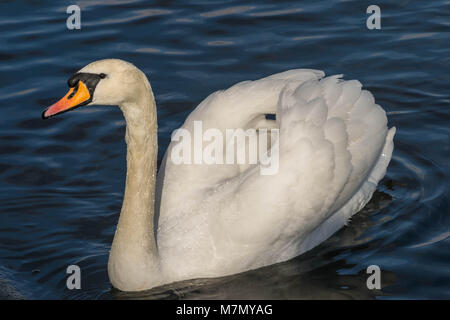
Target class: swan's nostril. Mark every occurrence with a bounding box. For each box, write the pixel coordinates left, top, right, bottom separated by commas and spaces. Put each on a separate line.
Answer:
67, 83, 79, 99
66, 73, 102, 97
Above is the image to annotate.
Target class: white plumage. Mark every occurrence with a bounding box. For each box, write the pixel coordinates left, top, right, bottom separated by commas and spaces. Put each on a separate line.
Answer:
157, 68, 395, 284
47, 59, 395, 291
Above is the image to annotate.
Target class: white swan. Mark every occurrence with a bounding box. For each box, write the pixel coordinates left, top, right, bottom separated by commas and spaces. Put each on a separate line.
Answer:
43, 59, 395, 292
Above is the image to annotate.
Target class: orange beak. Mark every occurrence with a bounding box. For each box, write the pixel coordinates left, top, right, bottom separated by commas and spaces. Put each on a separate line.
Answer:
42, 81, 91, 119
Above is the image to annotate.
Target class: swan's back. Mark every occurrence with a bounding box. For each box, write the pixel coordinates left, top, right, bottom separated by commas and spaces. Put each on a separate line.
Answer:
156, 69, 395, 282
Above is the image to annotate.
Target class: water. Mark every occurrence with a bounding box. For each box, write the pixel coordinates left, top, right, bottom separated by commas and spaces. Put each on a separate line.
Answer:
0, 0, 448, 299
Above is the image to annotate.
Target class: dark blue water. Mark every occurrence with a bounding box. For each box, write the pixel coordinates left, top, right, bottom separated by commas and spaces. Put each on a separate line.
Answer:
0, 0, 448, 299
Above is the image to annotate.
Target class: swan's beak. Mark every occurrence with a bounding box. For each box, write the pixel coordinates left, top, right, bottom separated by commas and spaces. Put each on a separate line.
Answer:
42, 81, 91, 119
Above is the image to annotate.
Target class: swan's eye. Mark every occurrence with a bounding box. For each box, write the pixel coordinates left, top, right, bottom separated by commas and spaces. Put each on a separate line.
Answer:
99, 73, 107, 79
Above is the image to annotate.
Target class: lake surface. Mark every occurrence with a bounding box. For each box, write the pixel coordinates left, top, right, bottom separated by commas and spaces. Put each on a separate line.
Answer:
0, 0, 448, 299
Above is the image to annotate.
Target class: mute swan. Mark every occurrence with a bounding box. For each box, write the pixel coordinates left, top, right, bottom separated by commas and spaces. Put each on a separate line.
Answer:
42, 59, 395, 292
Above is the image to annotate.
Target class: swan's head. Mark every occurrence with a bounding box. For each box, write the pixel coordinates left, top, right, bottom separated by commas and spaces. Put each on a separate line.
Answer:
42, 59, 149, 119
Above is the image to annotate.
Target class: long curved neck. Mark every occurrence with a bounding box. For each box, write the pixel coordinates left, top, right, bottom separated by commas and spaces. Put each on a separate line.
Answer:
108, 82, 162, 291
120, 92, 158, 245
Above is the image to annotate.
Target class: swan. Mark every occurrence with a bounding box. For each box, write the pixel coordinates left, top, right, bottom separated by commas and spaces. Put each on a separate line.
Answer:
42, 59, 395, 292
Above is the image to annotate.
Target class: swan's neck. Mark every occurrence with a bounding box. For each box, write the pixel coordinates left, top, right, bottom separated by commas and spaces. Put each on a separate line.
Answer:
108, 85, 162, 291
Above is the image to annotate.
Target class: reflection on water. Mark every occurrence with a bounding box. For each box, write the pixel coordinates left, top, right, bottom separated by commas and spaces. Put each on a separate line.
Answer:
0, 0, 448, 299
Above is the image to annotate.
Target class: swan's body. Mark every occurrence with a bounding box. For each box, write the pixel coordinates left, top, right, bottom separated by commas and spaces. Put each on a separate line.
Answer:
43, 59, 395, 292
